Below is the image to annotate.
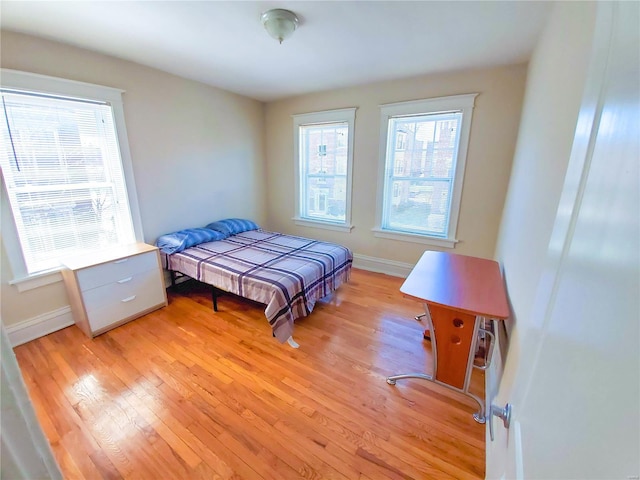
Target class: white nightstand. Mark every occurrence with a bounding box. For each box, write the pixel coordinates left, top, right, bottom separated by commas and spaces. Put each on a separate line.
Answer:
61, 243, 168, 338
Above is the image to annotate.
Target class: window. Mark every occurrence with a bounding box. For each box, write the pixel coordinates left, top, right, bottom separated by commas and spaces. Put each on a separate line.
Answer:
1, 69, 141, 280
374, 94, 477, 247
395, 131, 407, 151
293, 108, 356, 232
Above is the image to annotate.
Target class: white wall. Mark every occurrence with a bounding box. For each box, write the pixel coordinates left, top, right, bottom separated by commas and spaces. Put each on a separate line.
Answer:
494, 1, 597, 334
264, 65, 527, 267
0, 31, 266, 327
487, 0, 597, 473
494, 1, 596, 340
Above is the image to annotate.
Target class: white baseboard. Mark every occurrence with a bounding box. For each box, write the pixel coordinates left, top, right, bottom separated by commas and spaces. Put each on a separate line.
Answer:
3, 256, 409, 346
5, 306, 74, 347
352, 253, 414, 278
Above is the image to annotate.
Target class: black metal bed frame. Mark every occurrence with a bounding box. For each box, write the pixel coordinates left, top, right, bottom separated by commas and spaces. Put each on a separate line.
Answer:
169, 270, 222, 312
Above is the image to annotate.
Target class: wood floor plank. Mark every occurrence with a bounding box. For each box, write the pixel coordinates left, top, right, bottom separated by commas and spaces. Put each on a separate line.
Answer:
13, 268, 485, 479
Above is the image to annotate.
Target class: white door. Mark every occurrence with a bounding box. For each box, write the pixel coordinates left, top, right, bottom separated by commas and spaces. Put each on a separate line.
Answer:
1, 324, 62, 479
488, 2, 640, 479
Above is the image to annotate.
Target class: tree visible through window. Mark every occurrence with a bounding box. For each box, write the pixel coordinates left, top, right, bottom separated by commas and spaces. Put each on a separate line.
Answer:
1, 89, 136, 274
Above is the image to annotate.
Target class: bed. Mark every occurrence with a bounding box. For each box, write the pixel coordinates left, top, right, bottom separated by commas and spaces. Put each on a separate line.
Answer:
158, 221, 352, 346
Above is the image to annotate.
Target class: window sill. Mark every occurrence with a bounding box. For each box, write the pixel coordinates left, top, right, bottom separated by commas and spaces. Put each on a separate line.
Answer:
372, 228, 458, 248
9, 268, 64, 293
292, 217, 354, 233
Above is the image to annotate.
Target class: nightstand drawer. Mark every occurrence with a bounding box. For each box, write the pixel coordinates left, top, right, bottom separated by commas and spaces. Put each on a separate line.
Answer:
76, 251, 158, 291
84, 269, 166, 332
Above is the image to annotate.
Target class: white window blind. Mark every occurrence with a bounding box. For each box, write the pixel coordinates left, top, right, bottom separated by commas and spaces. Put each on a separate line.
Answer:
0, 90, 136, 274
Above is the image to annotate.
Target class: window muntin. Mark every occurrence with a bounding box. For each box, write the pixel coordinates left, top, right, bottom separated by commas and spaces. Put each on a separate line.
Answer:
1, 90, 136, 274
293, 108, 355, 230
375, 94, 476, 246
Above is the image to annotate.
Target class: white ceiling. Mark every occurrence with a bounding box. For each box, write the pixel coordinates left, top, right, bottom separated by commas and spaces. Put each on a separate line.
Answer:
0, 1, 552, 102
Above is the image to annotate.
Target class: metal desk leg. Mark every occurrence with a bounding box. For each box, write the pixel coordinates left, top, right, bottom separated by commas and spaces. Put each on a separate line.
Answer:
386, 373, 432, 384
468, 319, 497, 422
463, 317, 486, 423
387, 308, 497, 424
387, 303, 437, 385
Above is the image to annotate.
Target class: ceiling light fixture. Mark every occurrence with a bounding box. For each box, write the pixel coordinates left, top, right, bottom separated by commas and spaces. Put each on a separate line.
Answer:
261, 9, 299, 44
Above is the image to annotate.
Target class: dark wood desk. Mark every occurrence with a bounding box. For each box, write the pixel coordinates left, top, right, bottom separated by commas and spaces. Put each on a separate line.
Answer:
386, 251, 509, 423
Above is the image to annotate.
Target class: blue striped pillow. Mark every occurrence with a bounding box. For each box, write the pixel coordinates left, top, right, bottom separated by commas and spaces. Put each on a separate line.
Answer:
204, 221, 232, 236
155, 227, 227, 254
206, 218, 260, 235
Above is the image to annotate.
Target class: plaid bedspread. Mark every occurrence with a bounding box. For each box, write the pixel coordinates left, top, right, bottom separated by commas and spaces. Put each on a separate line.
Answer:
163, 230, 353, 342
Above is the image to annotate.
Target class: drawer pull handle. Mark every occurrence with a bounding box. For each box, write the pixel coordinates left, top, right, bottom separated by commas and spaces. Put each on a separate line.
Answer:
117, 277, 133, 284
121, 295, 136, 303
114, 259, 129, 264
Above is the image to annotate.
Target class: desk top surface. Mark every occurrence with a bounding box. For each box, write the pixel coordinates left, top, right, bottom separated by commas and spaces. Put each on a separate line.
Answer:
400, 251, 510, 319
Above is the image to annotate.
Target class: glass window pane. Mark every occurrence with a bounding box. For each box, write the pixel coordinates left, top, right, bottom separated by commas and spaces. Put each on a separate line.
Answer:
384, 111, 462, 237
301, 123, 348, 175
0, 91, 135, 273
386, 179, 451, 236
389, 113, 460, 181
299, 119, 350, 223
305, 175, 346, 222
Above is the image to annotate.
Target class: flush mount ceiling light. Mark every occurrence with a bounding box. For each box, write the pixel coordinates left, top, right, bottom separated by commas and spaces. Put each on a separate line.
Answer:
261, 9, 299, 44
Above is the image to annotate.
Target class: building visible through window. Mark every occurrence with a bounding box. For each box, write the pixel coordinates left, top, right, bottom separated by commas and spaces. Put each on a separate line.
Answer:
293, 108, 356, 230
375, 94, 476, 246
1, 89, 136, 274
385, 112, 461, 236
300, 123, 347, 221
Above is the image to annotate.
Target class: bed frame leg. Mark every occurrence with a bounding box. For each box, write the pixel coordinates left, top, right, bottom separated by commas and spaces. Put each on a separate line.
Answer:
287, 336, 300, 349
170, 270, 177, 288
211, 286, 218, 312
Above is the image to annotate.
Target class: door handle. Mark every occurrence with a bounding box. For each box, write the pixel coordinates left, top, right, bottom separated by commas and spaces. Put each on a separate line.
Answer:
489, 402, 512, 441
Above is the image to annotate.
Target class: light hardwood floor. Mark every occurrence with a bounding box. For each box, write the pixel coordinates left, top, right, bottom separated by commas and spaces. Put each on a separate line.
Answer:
14, 268, 486, 479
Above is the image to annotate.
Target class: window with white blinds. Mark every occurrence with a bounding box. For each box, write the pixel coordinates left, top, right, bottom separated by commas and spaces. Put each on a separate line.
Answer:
0, 89, 136, 274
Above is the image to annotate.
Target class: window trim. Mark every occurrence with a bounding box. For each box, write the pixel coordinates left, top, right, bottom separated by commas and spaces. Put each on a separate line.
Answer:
373, 94, 477, 248
0, 69, 144, 287
292, 107, 356, 232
